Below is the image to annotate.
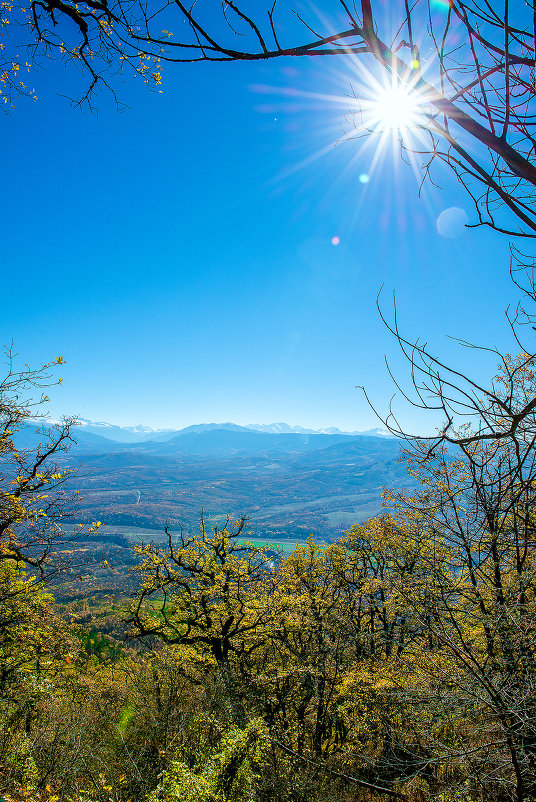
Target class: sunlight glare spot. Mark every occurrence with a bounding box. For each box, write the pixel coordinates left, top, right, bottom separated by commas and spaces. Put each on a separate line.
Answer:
331, 236, 340, 246
359, 173, 370, 184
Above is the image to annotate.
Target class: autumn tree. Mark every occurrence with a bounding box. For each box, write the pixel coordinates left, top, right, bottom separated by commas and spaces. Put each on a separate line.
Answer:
387, 443, 536, 800
129, 516, 278, 727
0, 560, 81, 793
0, 345, 95, 792
354, 353, 536, 801
0, 344, 84, 577
255, 540, 351, 760
253, 535, 429, 798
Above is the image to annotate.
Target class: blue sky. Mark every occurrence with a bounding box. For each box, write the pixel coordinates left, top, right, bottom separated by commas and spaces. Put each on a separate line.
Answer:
1, 49, 517, 433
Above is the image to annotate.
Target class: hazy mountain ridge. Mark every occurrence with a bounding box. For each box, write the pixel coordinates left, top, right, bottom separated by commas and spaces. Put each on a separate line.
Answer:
70, 418, 393, 443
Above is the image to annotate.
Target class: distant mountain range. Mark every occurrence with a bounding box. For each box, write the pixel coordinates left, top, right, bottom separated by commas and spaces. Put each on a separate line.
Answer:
71, 418, 393, 444
20, 419, 393, 458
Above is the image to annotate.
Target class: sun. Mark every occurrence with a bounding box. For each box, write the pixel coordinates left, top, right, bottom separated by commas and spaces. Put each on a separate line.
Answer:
363, 79, 425, 137
343, 70, 430, 182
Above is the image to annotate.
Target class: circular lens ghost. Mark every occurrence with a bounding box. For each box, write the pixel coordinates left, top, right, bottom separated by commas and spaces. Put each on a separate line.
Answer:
436, 207, 469, 238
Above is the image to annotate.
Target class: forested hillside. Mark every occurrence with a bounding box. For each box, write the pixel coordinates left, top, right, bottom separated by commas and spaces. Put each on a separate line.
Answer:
2, 352, 536, 802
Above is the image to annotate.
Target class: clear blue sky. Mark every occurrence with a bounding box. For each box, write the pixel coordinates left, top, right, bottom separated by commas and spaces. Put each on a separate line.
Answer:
1, 49, 516, 433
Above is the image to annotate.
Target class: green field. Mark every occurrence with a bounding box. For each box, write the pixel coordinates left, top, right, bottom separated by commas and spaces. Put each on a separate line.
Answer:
64, 523, 312, 554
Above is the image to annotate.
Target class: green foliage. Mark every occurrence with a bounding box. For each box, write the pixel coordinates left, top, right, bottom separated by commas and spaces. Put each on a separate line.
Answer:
149, 719, 270, 802
1, 731, 38, 788
151, 761, 215, 802
79, 628, 125, 662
